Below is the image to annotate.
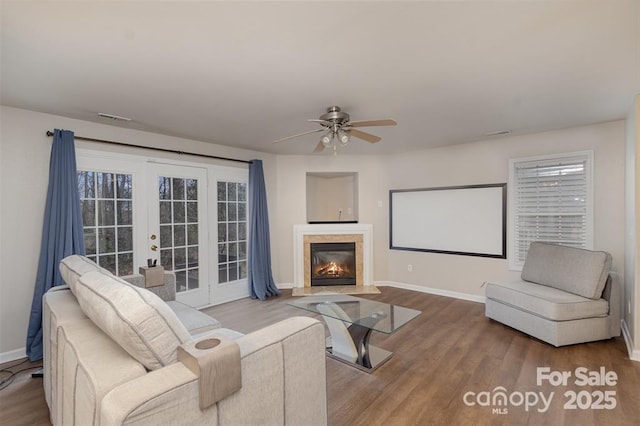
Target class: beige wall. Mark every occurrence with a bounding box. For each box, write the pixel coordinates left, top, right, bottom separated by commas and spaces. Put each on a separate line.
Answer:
385, 121, 626, 298
274, 121, 626, 297
0, 106, 631, 359
0, 106, 277, 358
625, 95, 640, 358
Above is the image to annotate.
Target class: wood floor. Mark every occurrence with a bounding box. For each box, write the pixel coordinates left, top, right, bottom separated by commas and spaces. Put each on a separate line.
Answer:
1, 286, 638, 425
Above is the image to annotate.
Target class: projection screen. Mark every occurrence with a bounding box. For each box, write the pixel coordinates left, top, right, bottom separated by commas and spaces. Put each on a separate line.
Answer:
390, 183, 506, 258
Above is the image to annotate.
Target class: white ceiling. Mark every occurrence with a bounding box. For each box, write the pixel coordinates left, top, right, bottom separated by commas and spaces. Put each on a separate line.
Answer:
2, 1, 639, 156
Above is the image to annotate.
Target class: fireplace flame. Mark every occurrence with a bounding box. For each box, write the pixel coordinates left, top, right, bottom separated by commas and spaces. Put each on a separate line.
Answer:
316, 261, 348, 277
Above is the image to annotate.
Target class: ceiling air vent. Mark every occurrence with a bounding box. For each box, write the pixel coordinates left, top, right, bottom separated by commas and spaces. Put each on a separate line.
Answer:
98, 112, 132, 122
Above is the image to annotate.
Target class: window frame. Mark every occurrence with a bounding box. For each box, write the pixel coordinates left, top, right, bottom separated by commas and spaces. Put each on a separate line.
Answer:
508, 150, 594, 271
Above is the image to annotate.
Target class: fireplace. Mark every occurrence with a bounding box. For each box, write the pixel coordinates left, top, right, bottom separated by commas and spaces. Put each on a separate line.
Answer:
310, 242, 356, 286
293, 223, 375, 294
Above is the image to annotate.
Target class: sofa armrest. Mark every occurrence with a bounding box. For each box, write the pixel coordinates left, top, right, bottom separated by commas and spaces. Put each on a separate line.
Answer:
100, 317, 327, 426
601, 274, 622, 337
121, 270, 177, 301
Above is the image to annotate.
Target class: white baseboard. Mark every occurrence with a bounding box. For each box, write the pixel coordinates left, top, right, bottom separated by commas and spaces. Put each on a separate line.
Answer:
276, 282, 295, 290
621, 320, 640, 362
376, 281, 486, 304
0, 347, 26, 364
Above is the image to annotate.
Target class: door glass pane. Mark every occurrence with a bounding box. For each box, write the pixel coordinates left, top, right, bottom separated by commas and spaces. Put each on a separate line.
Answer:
81, 200, 96, 226
159, 201, 171, 224
228, 183, 237, 201
173, 201, 185, 222
187, 246, 198, 268
117, 200, 132, 225
238, 183, 247, 201
186, 179, 198, 200
187, 224, 198, 245
217, 180, 247, 284
97, 173, 114, 198
218, 265, 227, 284
98, 200, 115, 226
158, 177, 171, 200
160, 225, 173, 248
187, 202, 198, 223
218, 243, 227, 263
99, 254, 116, 273
78, 171, 95, 198
218, 223, 227, 242
84, 229, 97, 255
78, 170, 133, 276
172, 178, 185, 200
158, 175, 200, 293
239, 260, 247, 279
218, 202, 227, 221
174, 225, 186, 247
118, 227, 133, 251
116, 174, 132, 199
161, 249, 173, 270
228, 202, 237, 221
118, 253, 134, 276
217, 182, 227, 201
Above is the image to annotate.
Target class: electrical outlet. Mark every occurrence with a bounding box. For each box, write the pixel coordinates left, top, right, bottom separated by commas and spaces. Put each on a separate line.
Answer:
629, 300, 632, 315
377, 200, 383, 207
407, 264, 413, 272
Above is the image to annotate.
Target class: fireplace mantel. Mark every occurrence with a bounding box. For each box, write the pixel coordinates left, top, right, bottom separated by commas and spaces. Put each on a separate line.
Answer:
293, 224, 373, 288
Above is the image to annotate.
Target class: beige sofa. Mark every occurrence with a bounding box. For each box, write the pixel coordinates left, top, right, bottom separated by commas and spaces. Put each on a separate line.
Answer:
485, 242, 621, 347
43, 255, 327, 425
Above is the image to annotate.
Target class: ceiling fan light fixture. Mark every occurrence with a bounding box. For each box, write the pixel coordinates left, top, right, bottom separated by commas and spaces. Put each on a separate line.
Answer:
337, 130, 350, 145
321, 131, 334, 146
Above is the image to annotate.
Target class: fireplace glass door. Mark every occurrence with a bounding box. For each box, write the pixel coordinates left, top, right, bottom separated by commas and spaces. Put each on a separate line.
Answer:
310, 242, 356, 286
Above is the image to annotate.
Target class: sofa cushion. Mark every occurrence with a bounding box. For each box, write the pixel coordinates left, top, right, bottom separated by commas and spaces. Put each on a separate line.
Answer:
521, 242, 611, 299
60, 255, 113, 294
486, 280, 609, 321
74, 270, 191, 370
167, 300, 221, 335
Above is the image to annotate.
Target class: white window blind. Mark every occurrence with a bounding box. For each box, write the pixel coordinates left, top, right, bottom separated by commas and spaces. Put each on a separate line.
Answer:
509, 151, 593, 270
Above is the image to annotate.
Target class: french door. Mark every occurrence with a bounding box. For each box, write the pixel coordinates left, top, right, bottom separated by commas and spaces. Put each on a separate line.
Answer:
77, 151, 250, 308
147, 163, 209, 307
211, 167, 249, 304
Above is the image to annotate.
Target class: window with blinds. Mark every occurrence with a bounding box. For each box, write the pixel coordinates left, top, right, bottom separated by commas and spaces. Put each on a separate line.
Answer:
508, 151, 593, 270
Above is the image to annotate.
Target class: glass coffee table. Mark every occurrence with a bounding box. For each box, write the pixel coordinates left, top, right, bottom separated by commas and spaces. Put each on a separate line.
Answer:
288, 294, 421, 372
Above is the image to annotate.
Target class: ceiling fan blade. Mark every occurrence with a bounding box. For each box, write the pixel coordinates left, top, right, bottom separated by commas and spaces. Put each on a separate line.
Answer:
349, 129, 382, 143
307, 119, 332, 126
313, 141, 325, 153
348, 119, 397, 128
272, 128, 325, 143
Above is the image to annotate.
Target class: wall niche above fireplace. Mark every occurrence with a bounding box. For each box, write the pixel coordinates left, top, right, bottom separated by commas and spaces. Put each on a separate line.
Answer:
306, 172, 358, 224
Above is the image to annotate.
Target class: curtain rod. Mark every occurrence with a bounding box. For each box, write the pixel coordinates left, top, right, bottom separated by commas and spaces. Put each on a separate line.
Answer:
46, 130, 252, 165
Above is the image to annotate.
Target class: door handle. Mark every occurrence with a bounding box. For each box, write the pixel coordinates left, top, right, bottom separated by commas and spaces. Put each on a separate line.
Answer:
150, 245, 158, 251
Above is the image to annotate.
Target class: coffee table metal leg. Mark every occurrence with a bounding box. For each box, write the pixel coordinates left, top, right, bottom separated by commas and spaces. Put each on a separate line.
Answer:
317, 305, 392, 372
320, 314, 358, 363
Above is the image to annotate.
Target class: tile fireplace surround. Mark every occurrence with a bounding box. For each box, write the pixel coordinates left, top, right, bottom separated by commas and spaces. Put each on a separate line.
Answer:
293, 224, 376, 295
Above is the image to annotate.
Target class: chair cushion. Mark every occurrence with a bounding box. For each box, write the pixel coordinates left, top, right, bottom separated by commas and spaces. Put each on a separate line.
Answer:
74, 270, 191, 370
521, 242, 611, 299
60, 255, 112, 294
486, 280, 609, 321
167, 300, 221, 335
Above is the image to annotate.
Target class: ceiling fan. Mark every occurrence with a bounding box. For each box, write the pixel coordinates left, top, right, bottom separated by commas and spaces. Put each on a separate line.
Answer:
273, 106, 397, 154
